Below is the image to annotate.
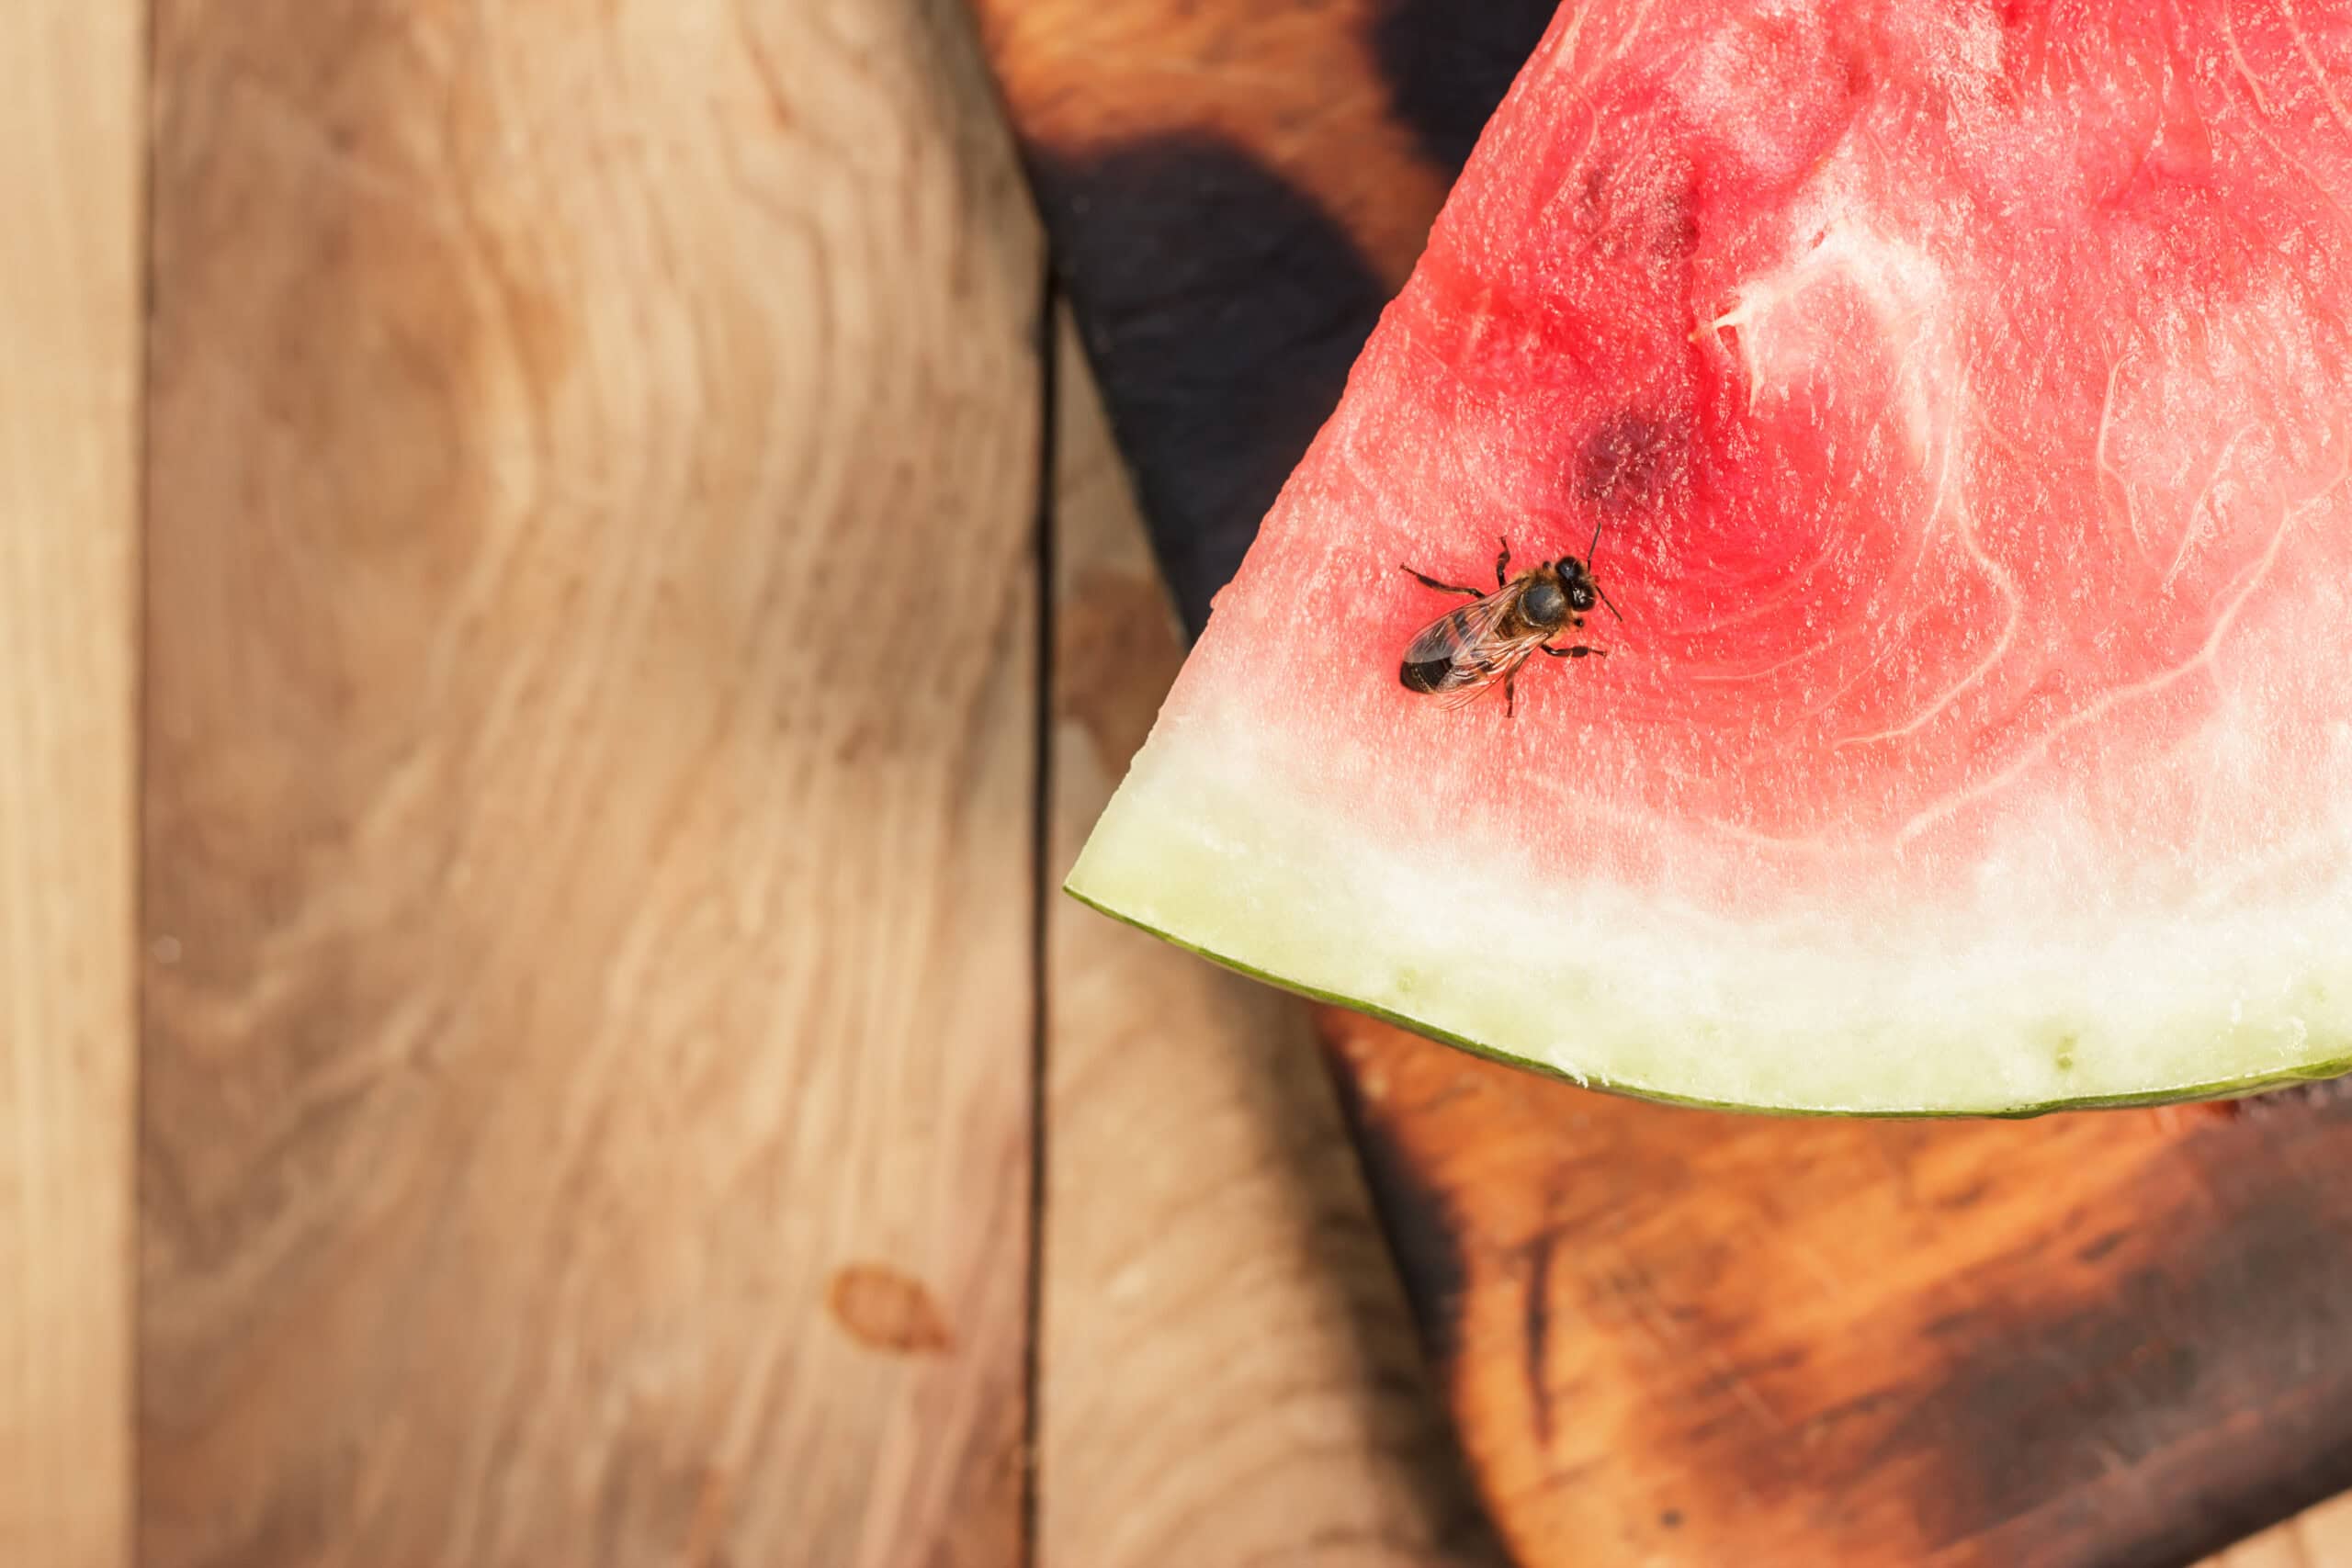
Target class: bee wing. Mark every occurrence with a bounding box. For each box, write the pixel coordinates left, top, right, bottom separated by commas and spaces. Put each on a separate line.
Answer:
1433, 632, 1547, 707
1403, 586, 1548, 706
1403, 583, 1521, 666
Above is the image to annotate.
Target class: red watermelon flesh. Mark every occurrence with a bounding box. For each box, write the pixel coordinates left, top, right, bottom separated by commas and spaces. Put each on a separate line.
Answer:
1068, 0, 2352, 1112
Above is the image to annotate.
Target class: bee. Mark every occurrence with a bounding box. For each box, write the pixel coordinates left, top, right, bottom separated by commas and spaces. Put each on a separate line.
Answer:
1397, 530, 1620, 716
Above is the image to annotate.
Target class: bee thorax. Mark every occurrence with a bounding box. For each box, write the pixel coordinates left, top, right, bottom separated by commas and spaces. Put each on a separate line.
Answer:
1521, 580, 1566, 626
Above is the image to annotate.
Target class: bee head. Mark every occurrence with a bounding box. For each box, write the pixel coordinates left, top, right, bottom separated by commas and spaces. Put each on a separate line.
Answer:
1557, 559, 1599, 615
1560, 557, 1622, 622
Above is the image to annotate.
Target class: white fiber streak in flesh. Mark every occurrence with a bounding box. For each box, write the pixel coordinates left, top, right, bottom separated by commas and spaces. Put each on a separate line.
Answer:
1893, 458, 2346, 852
1699, 169, 2027, 755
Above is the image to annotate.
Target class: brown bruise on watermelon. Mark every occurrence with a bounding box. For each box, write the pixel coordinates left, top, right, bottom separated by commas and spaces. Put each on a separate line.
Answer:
1073, 0, 2352, 1111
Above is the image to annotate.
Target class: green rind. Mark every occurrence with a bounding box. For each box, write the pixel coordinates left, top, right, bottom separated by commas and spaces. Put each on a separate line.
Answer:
1063, 882, 2352, 1118
1069, 729, 2352, 1113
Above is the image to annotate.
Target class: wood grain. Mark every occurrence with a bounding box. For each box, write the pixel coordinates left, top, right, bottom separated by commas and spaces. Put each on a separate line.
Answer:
0, 5, 141, 1566
968, 0, 1496, 631
1326, 1011, 2352, 1568
1044, 314, 1506, 1568
141, 1, 1042, 1563
973, 0, 1450, 291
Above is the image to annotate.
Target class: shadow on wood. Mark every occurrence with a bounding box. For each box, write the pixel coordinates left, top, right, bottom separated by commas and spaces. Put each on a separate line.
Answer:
1046, 312, 1507, 1566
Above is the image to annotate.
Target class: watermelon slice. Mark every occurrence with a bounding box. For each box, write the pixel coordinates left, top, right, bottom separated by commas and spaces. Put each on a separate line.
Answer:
1068, 0, 2352, 1113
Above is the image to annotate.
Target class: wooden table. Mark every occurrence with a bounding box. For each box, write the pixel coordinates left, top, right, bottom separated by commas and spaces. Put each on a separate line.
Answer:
1, 0, 2344, 1562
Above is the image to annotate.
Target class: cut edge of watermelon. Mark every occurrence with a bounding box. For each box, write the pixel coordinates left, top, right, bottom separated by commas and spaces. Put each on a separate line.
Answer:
1068, 735, 2352, 1116
1075, 881, 2352, 1116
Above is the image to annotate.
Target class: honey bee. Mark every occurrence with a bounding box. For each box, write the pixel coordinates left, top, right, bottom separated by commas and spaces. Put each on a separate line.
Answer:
1397, 532, 1619, 716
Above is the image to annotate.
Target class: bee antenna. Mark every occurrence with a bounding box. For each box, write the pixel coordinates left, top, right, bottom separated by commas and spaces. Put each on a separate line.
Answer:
1577, 516, 1622, 620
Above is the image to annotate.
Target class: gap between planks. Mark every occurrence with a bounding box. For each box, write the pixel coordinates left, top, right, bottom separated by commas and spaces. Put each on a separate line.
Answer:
1038, 302, 1505, 1567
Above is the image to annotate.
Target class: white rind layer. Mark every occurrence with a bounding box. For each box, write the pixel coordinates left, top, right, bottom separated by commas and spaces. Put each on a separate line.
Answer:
1068, 714, 2352, 1114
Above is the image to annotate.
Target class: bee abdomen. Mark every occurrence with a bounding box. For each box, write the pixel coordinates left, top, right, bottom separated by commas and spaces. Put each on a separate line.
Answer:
1400, 657, 1453, 694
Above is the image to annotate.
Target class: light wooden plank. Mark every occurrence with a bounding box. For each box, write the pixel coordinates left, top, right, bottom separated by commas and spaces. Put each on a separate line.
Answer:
141, 1, 1041, 1562
0, 4, 141, 1567
1043, 312, 1503, 1566
2204, 1494, 2352, 1568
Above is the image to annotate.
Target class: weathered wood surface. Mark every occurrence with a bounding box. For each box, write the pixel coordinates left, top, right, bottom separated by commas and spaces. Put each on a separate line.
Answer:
141, 0, 1042, 1562
1329, 1011, 2352, 1568
0, 4, 141, 1566
973, 0, 2352, 1562
1045, 313, 1506, 1567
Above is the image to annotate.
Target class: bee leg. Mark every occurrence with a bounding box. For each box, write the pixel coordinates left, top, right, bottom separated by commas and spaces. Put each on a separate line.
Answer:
1504, 672, 1517, 716
1542, 644, 1607, 659
1399, 564, 1483, 599
1495, 536, 1512, 588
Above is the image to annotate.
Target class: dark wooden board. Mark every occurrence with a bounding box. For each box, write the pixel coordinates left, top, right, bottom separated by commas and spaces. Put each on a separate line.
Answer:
967, 2, 2352, 1563
1325, 1010, 2352, 1568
